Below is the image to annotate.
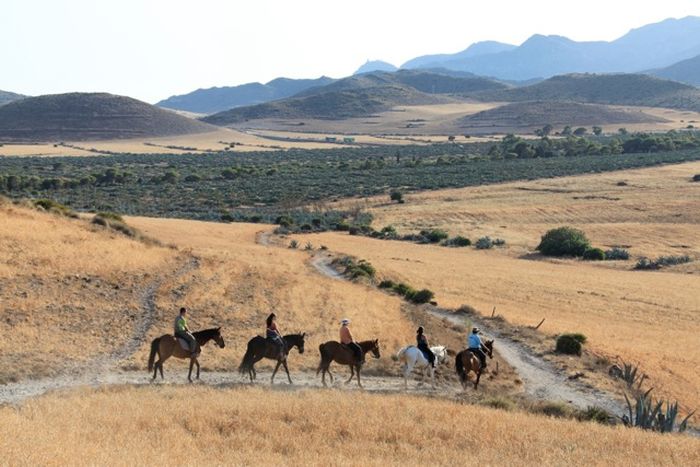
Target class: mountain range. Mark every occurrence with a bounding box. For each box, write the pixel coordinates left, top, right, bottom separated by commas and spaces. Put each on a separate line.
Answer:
157, 76, 335, 114
397, 16, 700, 80
651, 54, 700, 86
0, 90, 25, 106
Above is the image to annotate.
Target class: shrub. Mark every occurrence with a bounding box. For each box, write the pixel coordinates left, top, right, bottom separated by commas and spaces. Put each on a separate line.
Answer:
475, 236, 494, 249
289, 240, 299, 249
276, 215, 294, 228
96, 211, 123, 222
576, 406, 612, 424
304, 242, 314, 251
109, 221, 137, 237
693, 174, 700, 182
91, 215, 108, 227
420, 229, 448, 243
481, 397, 515, 411
536, 227, 591, 257
531, 401, 575, 418
393, 282, 416, 298
410, 289, 435, 304
555, 334, 583, 355
335, 221, 350, 231
389, 190, 404, 203
444, 236, 471, 247
604, 247, 630, 260
582, 247, 606, 261
492, 238, 506, 246
32, 198, 74, 217
635, 255, 691, 270
378, 280, 396, 289
622, 389, 695, 433
348, 226, 361, 236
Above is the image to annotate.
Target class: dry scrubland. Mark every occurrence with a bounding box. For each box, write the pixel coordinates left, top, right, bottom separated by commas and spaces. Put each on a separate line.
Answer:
1, 385, 698, 466
299, 162, 700, 409
0, 200, 176, 382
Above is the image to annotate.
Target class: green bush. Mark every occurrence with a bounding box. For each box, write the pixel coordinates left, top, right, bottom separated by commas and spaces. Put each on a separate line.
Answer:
393, 282, 416, 298
420, 229, 448, 243
692, 174, 700, 182
556, 334, 583, 355
410, 289, 435, 304
582, 247, 606, 261
475, 236, 494, 249
96, 211, 123, 222
378, 280, 396, 289
635, 255, 692, 270
389, 190, 404, 203
604, 247, 630, 260
537, 227, 591, 257
289, 240, 299, 249
576, 406, 612, 424
444, 236, 471, 247
32, 198, 74, 217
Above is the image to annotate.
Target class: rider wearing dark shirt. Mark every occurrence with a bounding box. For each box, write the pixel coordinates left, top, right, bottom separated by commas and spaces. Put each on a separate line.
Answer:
416, 326, 436, 368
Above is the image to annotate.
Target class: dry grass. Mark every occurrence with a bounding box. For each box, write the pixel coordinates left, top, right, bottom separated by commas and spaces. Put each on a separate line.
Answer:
0, 204, 176, 382
1, 385, 698, 466
298, 162, 700, 409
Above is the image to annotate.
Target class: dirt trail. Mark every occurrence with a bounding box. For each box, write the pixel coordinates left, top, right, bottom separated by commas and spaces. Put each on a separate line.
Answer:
308, 251, 624, 414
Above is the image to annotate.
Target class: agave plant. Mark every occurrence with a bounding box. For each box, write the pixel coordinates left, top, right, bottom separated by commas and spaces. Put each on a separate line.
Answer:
620, 361, 646, 390
622, 389, 695, 433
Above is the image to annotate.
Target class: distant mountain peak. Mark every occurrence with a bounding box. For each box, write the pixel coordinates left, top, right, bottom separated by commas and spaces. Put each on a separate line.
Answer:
354, 60, 398, 75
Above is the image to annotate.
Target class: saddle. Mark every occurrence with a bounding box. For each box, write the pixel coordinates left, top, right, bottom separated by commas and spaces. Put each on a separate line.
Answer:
176, 337, 190, 351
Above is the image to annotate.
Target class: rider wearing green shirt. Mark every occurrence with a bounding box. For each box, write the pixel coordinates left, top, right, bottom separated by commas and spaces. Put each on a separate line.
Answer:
175, 307, 197, 357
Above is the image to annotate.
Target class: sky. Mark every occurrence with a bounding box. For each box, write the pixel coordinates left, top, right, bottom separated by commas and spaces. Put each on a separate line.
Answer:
2, 0, 699, 103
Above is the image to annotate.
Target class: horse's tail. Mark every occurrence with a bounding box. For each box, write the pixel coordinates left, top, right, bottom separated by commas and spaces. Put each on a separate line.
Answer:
148, 337, 160, 372
455, 352, 466, 383
238, 341, 256, 374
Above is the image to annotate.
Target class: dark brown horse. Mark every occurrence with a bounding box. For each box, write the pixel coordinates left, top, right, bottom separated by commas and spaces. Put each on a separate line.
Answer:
238, 333, 306, 384
148, 327, 225, 382
455, 340, 494, 390
317, 339, 381, 388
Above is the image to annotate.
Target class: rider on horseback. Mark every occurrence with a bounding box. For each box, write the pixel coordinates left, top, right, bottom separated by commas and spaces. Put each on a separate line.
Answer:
340, 318, 364, 365
266, 313, 286, 358
468, 327, 487, 370
416, 326, 436, 368
174, 307, 198, 357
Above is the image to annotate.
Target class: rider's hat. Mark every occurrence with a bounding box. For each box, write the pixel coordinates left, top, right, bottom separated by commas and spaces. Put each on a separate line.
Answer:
472, 327, 480, 333
340, 318, 350, 325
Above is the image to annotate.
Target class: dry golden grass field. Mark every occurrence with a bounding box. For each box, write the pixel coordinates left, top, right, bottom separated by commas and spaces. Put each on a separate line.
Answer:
297, 161, 700, 410
232, 102, 700, 136
1, 385, 698, 466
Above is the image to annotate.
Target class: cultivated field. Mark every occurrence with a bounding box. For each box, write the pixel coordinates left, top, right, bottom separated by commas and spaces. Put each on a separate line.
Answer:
2, 385, 699, 466
297, 161, 700, 410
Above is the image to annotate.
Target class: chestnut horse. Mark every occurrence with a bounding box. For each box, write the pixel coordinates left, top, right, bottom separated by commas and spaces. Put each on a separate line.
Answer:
455, 339, 494, 390
317, 339, 380, 388
238, 333, 306, 384
148, 327, 225, 382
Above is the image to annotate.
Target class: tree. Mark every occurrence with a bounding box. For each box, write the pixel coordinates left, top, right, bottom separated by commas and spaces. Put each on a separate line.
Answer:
562, 126, 572, 136
618, 128, 628, 135
536, 226, 591, 257
573, 127, 587, 136
592, 126, 603, 136
535, 124, 553, 137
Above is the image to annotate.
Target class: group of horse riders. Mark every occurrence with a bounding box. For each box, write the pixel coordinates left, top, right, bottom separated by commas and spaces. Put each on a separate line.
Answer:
172, 306, 488, 372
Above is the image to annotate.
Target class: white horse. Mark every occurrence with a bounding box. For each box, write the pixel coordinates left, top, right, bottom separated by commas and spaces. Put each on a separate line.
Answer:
396, 345, 448, 389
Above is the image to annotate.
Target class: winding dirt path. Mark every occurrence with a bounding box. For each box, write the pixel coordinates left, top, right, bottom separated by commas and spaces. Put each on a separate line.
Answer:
308, 251, 624, 414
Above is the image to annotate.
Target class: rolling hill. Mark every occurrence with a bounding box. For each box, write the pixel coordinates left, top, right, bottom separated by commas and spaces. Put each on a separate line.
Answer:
458, 101, 665, 132
0, 90, 25, 106
399, 16, 700, 80
0, 92, 215, 141
650, 54, 700, 87
203, 70, 508, 124
157, 76, 335, 114
476, 73, 700, 111
354, 60, 397, 74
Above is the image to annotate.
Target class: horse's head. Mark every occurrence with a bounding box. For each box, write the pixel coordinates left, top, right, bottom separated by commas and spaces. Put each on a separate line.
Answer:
433, 346, 448, 363
214, 327, 226, 349
484, 339, 494, 358
369, 339, 381, 359
284, 333, 306, 354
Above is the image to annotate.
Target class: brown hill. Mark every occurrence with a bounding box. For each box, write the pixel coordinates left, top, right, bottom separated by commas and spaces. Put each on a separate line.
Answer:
458, 101, 666, 133
0, 93, 215, 141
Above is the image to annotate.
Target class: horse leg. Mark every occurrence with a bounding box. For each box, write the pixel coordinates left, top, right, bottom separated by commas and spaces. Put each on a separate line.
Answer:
188, 358, 195, 383
283, 359, 292, 384
271, 360, 281, 384
430, 366, 435, 389
196, 359, 200, 380
345, 365, 355, 384
357, 366, 363, 389
403, 363, 409, 389
474, 369, 481, 390
157, 354, 170, 380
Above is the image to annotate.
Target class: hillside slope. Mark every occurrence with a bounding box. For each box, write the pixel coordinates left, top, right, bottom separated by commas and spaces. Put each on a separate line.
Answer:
157, 76, 335, 114
0, 93, 215, 141
476, 73, 700, 111
459, 101, 665, 131
0, 90, 25, 106
651, 54, 700, 87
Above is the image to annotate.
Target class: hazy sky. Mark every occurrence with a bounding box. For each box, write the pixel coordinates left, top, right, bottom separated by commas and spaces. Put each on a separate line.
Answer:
2, 0, 699, 103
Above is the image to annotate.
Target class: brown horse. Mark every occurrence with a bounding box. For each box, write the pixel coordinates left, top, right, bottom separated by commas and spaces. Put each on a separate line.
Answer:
238, 333, 306, 384
455, 340, 494, 390
148, 327, 225, 382
317, 339, 381, 388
